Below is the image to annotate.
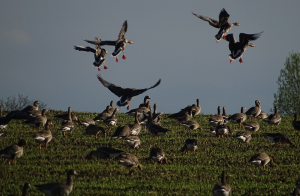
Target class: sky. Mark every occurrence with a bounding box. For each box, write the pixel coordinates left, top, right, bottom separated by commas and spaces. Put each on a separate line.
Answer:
1, 1, 300, 115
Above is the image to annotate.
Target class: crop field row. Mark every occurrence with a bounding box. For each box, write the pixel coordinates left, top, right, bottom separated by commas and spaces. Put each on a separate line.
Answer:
0, 110, 299, 195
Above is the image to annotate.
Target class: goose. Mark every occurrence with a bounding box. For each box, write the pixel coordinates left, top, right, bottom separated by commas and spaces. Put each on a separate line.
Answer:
215, 123, 233, 139
35, 169, 78, 196
54, 109, 78, 122
111, 125, 131, 140
258, 111, 268, 119
149, 147, 167, 165
146, 111, 169, 137
23, 109, 48, 131
21, 100, 40, 113
180, 99, 201, 117
223, 31, 263, 63
85, 124, 106, 139
6, 110, 30, 120
245, 100, 261, 120
181, 121, 202, 131
97, 74, 161, 110
126, 101, 151, 117
181, 139, 198, 153
293, 114, 300, 131
32, 120, 53, 150
74, 37, 108, 71
243, 121, 260, 132
208, 106, 224, 126
138, 95, 152, 110
116, 152, 142, 171
192, 8, 240, 43
264, 133, 293, 146
228, 106, 247, 128
124, 136, 141, 149
104, 108, 119, 131
9, 182, 31, 196
248, 152, 274, 169
212, 171, 232, 196
79, 118, 95, 127
235, 131, 251, 147
94, 106, 112, 123
86, 147, 124, 160
102, 100, 114, 115
27, 110, 42, 117
0, 139, 26, 165
84, 20, 133, 62
152, 103, 163, 126
264, 106, 281, 127
59, 107, 75, 136
168, 107, 194, 122
129, 112, 141, 136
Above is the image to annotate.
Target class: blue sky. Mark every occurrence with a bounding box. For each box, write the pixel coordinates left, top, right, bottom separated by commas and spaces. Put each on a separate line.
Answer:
1, 1, 300, 114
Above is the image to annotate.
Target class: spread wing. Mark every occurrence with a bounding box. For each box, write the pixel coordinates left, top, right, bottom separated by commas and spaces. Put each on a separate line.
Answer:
117, 20, 128, 43
192, 12, 219, 28
74, 45, 96, 53
225, 34, 236, 43
239, 31, 263, 45
128, 79, 161, 97
218, 8, 230, 26
97, 74, 126, 97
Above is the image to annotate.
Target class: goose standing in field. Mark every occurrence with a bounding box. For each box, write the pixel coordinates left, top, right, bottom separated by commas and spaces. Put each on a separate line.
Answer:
192, 8, 240, 43
235, 131, 251, 147
215, 122, 233, 139
59, 107, 75, 136
292, 114, 300, 131
146, 111, 169, 137
264, 106, 281, 127
228, 106, 247, 129
248, 152, 274, 169
212, 171, 232, 196
74, 37, 109, 71
9, 182, 31, 196
85, 124, 106, 139
168, 107, 194, 123
245, 100, 261, 120
124, 136, 141, 149
129, 112, 141, 136
223, 31, 263, 63
0, 139, 26, 165
180, 99, 201, 117
32, 120, 53, 150
86, 147, 124, 160
181, 121, 202, 134
243, 121, 260, 132
21, 100, 40, 113
84, 20, 133, 62
97, 74, 161, 110
208, 106, 224, 126
222, 107, 228, 124
149, 147, 168, 165
139, 95, 152, 110
104, 108, 119, 131
79, 118, 95, 127
35, 169, 78, 196
102, 100, 114, 115
94, 106, 112, 123
23, 109, 48, 131
181, 139, 198, 153
152, 103, 163, 126
263, 133, 294, 146
258, 111, 268, 119
55, 109, 78, 122
111, 125, 131, 140
116, 152, 142, 171
126, 101, 151, 117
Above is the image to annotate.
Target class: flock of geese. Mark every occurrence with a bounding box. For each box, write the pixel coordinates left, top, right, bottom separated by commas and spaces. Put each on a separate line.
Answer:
0, 8, 299, 196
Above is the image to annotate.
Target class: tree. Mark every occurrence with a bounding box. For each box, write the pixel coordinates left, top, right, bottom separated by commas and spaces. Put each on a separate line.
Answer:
273, 52, 300, 115
0, 94, 47, 111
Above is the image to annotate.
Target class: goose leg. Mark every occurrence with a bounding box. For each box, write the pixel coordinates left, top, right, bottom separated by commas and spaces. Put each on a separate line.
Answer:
116, 56, 119, 62
104, 62, 108, 70
239, 56, 243, 63
122, 51, 126, 60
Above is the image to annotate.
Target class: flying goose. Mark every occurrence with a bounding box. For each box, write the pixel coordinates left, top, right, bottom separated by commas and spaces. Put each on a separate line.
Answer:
293, 114, 300, 131
149, 147, 168, 165
245, 100, 261, 120
35, 169, 78, 196
9, 182, 31, 196
208, 106, 224, 126
59, 107, 75, 136
235, 131, 251, 147
212, 171, 232, 196
146, 111, 169, 137
223, 31, 263, 63
32, 120, 53, 150
116, 152, 142, 171
181, 138, 198, 153
84, 20, 133, 62
74, 37, 108, 71
85, 124, 106, 139
248, 152, 274, 169
124, 136, 141, 149
180, 99, 201, 117
23, 109, 48, 131
228, 106, 247, 128
86, 147, 124, 160
97, 74, 161, 110
0, 139, 26, 165
192, 8, 240, 43
264, 106, 281, 127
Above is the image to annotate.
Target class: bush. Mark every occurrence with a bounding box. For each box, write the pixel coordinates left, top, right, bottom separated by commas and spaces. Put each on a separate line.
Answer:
0, 94, 47, 111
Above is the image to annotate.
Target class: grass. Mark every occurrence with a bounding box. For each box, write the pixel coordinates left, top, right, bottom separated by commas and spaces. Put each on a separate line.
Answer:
0, 110, 299, 195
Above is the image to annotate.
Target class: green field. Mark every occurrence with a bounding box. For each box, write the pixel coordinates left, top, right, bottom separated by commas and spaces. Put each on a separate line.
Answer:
0, 110, 299, 195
